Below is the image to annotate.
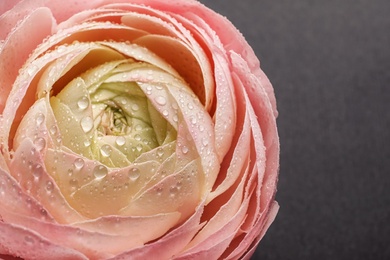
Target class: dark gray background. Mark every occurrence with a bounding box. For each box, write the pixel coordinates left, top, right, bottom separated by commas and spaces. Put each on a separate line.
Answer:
199, 0, 390, 259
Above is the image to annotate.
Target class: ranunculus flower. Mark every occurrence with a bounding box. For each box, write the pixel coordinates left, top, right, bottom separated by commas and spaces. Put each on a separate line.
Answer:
0, 0, 279, 259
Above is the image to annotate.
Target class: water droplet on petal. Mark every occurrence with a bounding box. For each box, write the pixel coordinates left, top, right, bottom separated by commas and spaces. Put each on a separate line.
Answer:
191, 117, 197, 125
33, 164, 44, 179
73, 158, 85, 170
93, 165, 107, 180
169, 186, 178, 197
128, 167, 140, 181
49, 125, 58, 135
46, 181, 53, 192
156, 186, 163, 196
100, 144, 112, 157
181, 146, 189, 154
115, 136, 126, 146
36, 113, 45, 126
84, 140, 91, 147
69, 178, 78, 190
156, 147, 164, 157
202, 138, 208, 146
155, 96, 166, 106
77, 96, 89, 110
34, 137, 46, 151
81, 116, 94, 132
131, 104, 139, 111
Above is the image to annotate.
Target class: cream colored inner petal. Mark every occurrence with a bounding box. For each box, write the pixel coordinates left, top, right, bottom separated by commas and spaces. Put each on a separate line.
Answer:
35, 39, 213, 219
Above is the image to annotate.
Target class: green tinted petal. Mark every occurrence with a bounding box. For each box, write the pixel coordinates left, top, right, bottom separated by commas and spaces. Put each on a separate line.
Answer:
50, 96, 93, 158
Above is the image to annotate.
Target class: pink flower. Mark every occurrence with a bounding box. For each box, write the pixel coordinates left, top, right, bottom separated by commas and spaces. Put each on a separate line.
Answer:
0, 0, 279, 259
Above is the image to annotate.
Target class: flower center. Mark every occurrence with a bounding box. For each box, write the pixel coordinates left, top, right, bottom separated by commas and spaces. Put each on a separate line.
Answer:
50, 58, 178, 167
97, 104, 131, 136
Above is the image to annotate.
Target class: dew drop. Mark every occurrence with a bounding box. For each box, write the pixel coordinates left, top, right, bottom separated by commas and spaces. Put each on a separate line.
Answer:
169, 186, 178, 197
156, 186, 163, 196
181, 146, 189, 154
34, 137, 46, 151
131, 104, 139, 111
136, 144, 143, 152
162, 110, 169, 116
156, 147, 164, 157
69, 178, 78, 190
81, 116, 94, 132
128, 167, 140, 181
57, 45, 66, 53
115, 136, 126, 146
73, 158, 85, 170
33, 164, 44, 179
77, 96, 89, 110
135, 124, 143, 131
46, 181, 53, 192
36, 113, 45, 126
84, 140, 91, 147
49, 125, 58, 135
100, 144, 112, 157
93, 165, 108, 180
202, 137, 209, 146
155, 96, 167, 106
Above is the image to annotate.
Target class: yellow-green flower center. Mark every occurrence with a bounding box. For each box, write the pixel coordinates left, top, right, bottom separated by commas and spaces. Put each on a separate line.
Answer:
50, 58, 177, 168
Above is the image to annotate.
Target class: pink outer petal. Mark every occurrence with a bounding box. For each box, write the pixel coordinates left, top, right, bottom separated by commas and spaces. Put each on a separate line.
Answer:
108, 202, 205, 260
0, 168, 55, 223
71, 212, 181, 237
169, 12, 237, 162
10, 138, 86, 224
175, 231, 236, 260
208, 65, 252, 200
225, 201, 279, 260
179, 4, 278, 117
1, 206, 182, 259
0, 7, 54, 114
12, 99, 52, 154
164, 84, 220, 196
230, 51, 279, 208
0, 221, 87, 260
179, 169, 250, 258
0, 1, 20, 16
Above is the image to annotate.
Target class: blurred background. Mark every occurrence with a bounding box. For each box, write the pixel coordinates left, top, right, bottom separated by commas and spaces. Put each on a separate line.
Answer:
199, 0, 390, 259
